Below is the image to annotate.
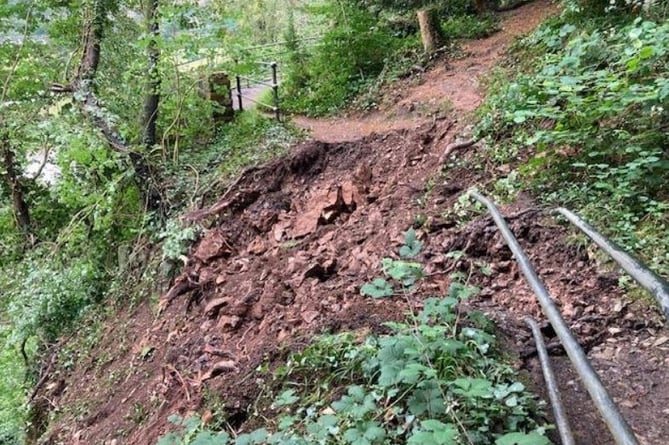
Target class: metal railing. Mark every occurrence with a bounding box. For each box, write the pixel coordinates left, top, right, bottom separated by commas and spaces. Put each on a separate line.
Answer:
235, 61, 280, 122
468, 191, 640, 445
556, 207, 669, 320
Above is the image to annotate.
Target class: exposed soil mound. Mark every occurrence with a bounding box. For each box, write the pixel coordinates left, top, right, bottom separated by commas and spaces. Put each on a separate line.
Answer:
40, 121, 669, 445
40, 122, 459, 444
34, 2, 669, 444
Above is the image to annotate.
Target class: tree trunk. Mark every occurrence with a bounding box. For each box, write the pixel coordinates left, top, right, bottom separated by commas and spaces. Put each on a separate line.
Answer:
474, 0, 486, 13
141, 0, 160, 148
53, 0, 165, 212
76, 0, 106, 83
417, 9, 444, 53
0, 133, 31, 235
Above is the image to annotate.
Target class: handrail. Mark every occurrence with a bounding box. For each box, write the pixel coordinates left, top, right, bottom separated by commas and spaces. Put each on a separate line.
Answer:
468, 191, 639, 445
239, 94, 276, 111
234, 61, 280, 121
236, 75, 277, 88
525, 317, 576, 445
556, 207, 669, 320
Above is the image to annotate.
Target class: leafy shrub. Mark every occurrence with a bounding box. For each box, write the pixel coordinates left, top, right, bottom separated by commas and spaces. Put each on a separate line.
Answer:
441, 14, 499, 40
477, 15, 669, 274
3, 254, 106, 345
281, 1, 408, 115
159, 293, 551, 444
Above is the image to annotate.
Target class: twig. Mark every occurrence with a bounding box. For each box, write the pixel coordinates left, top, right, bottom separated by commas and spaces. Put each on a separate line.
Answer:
1, 3, 35, 104
236, 323, 256, 352
28, 350, 57, 403
159, 275, 199, 313
439, 138, 480, 164
30, 143, 53, 180
187, 165, 262, 221
435, 121, 455, 141
185, 164, 200, 208
165, 364, 191, 402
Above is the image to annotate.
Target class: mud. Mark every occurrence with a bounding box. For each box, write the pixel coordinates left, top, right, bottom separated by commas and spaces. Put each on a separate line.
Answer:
35, 2, 669, 444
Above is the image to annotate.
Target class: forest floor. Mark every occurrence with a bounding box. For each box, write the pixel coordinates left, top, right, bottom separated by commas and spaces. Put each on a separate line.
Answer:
36, 2, 669, 444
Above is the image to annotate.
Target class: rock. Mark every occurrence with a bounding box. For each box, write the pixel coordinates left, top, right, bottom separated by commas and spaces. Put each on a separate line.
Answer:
304, 259, 337, 282
200, 319, 215, 332
653, 336, 669, 347
491, 261, 512, 273
302, 310, 320, 324
619, 400, 639, 409
194, 230, 233, 263
247, 237, 268, 255
217, 315, 242, 331
200, 360, 238, 381
204, 297, 232, 318
609, 327, 624, 336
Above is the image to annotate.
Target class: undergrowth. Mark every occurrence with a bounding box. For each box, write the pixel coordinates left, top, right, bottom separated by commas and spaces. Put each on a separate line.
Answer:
157, 229, 552, 445
475, 6, 669, 277
0, 111, 299, 442
279, 0, 499, 116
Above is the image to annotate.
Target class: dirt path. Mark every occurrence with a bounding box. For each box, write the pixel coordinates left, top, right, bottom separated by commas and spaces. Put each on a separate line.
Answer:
292, 0, 555, 143
36, 3, 669, 444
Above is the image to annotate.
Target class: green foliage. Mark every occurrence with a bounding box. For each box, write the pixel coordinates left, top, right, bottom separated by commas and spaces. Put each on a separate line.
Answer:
400, 227, 423, 258
162, 110, 300, 212
158, 232, 551, 445
360, 277, 395, 298
279, 0, 500, 115
0, 329, 27, 443
442, 193, 486, 226
281, 0, 412, 115
212, 112, 299, 176
4, 254, 106, 344
157, 415, 231, 445
360, 228, 425, 297
159, 220, 200, 263
441, 14, 499, 40
477, 14, 669, 276
0, 247, 109, 441
358, 0, 478, 15
496, 431, 552, 445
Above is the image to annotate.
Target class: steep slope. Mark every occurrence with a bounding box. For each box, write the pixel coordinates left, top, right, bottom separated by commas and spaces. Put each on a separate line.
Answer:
33, 2, 669, 444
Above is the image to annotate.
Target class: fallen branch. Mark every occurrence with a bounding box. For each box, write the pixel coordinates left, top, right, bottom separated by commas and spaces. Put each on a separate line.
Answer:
439, 138, 480, 164
28, 349, 58, 403
187, 165, 262, 222
200, 360, 238, 382
158, 274, 200, 313
30, 144, 53, 181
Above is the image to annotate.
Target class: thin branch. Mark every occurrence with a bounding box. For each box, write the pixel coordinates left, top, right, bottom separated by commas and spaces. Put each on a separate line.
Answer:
30, 142, 53, 181
439, 138, 480, 164
1, 2, 35, 105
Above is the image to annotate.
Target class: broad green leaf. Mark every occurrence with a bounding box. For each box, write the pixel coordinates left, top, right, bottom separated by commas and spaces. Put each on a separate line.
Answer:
408, 420, 458, 445
360, 278, 393, 298
192, 431, 231, 445
273, 389, 300, 407
382, 259, 424, 285
452, 377, 493, 398
400, 228, 423, 258
407, 384, 445, 416
495, 431, 552, 445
